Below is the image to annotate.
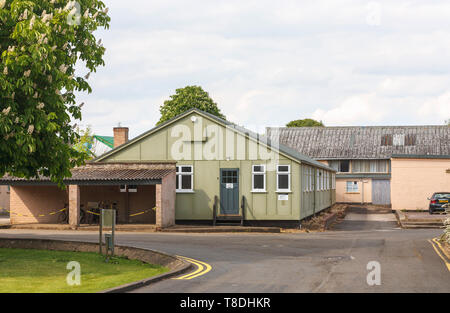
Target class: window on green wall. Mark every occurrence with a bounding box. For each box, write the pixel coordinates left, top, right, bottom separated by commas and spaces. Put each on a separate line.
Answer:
309, 168, 313, 191
176, 165, 193, 192
252, 165, 266, 192
304, 166, 313, 192
277, 165, 290, 192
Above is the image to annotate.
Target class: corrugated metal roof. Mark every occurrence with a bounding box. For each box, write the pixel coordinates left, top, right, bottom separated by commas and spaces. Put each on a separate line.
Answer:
0, 163, 175, 184
94, 135, 114, 148
266, 126, 450, 159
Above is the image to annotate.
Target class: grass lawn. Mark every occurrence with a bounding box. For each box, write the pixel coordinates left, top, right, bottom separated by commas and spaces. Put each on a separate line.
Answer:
0, 248, 169, 293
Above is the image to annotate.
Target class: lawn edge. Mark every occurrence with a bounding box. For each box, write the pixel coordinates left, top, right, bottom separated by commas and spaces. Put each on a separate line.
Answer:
0, 237, 193, 293
99, 259, 193, 293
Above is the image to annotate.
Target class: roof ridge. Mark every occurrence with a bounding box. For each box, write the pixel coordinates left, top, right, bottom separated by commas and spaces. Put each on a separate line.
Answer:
268, 125, 450, 129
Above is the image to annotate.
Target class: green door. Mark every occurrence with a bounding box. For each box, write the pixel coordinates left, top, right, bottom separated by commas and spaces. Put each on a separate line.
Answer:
220, 168, 239, 215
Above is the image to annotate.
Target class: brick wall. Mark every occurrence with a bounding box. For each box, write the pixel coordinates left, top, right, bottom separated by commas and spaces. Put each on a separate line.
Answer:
156, 172, 176, 227
79, 185, 156, 224
0, 186, 10, 213
113, 127, 129, 148
10, 186, 67, 224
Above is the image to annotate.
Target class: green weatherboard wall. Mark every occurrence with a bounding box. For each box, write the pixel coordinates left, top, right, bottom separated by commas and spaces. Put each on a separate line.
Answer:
97, 110, 335, 221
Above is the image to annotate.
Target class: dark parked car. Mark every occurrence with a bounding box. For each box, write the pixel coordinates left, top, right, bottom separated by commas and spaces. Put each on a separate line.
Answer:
428, 192, 450, 214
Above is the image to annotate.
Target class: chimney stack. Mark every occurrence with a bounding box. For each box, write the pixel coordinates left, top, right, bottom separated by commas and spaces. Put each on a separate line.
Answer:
113, 127, 129, 148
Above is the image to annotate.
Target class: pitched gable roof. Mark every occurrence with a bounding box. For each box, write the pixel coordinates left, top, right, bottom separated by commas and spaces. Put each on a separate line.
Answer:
95, 108, 334, 171
94, 135, 114, 148
266, 125, 450, 159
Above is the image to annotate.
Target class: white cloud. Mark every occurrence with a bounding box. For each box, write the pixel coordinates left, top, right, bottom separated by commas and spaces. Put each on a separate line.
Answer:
77, 0, 450, 138
311, 93, 387, 125
418, 92, 450, 122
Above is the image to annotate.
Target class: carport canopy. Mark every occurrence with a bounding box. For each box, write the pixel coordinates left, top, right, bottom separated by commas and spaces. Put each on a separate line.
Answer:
0, 162, 177, 228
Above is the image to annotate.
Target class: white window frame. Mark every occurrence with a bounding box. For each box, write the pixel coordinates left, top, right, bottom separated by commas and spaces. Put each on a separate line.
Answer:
319, 170, 323, 191
252, 164, 266, 192
276, 164, 291, 192
320, 170, 325, 191
346, 181, 359, 193
176, 165, 194, 193
307, 167, 311, 192
332, 173, 336, 189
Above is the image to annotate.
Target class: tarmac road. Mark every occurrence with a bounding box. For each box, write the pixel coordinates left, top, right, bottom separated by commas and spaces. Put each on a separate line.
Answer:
0, 206, 448, 292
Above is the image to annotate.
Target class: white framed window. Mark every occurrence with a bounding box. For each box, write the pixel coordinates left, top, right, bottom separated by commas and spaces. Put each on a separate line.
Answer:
176, 165, 194, 192
316, 170, 319, 190
305, 167, 309, 192
322, 170, 325, 190
277, 165, 291, 192
319, 170, 323, 191
332, 173, 336, 189
304, 166, 312, 192
303, 166, 311, 192
346, 181, 359, 193
252, 165, 266, 192
308, 167, 311, 192
303, 167, 307, 192
323, 170, 326, 190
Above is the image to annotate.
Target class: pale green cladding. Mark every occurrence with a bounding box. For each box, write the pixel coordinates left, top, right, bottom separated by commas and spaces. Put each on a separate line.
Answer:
97, 109, 336, 222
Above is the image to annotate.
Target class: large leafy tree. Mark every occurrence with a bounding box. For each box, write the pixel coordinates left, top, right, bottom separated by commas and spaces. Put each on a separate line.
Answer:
73, 125, 94, 159
157, 85, 225, 125
0, 0, 110, 185
286, 118, 324, 127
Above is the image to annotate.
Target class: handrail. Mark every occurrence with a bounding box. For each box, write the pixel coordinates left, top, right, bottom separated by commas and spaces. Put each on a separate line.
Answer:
212, 195, 218, 226
240, 195, 246, 226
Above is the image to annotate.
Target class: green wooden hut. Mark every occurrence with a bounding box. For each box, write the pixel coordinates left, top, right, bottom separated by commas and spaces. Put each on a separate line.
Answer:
95, 108, 336, 227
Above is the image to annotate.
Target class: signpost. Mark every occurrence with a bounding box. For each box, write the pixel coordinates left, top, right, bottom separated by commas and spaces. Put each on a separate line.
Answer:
99, 209, 116, 259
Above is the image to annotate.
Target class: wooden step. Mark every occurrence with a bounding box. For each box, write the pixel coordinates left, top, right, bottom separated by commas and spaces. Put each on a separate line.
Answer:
216, 215, 242, 221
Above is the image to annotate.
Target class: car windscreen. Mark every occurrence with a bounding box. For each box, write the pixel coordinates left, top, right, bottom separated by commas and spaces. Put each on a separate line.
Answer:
434, 193, 450, 198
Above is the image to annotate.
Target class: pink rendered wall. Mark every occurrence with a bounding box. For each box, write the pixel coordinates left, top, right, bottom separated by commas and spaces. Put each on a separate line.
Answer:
391, 158, 450, 210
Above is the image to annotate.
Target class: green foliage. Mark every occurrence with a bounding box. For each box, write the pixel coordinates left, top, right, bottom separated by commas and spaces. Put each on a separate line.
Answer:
286, 118, 324, 127
157, 85, 225, 125
0, 0, 110, 186
73, 125, 94, 159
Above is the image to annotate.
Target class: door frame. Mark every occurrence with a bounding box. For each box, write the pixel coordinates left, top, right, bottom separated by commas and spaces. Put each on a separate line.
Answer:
219, 168, 240, 215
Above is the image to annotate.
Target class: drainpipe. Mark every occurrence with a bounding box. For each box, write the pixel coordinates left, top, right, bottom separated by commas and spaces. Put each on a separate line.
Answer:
361, 179, 364, 204
313, 168, 317, 215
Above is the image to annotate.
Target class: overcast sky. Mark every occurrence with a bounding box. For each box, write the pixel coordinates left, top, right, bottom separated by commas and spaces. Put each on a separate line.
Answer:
77, 0, 450, 138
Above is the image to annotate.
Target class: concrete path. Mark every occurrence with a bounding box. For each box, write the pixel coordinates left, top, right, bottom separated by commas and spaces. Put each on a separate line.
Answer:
0, 206, 448, 292
332, 205, 399, 231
